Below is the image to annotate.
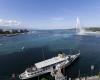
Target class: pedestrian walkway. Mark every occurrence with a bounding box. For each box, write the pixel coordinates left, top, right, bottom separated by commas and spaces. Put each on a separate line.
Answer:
75, 76, 100, 80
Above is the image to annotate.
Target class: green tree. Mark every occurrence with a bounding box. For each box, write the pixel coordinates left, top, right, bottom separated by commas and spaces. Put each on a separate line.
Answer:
41, 78, 48, 80
98, 72, 100, 78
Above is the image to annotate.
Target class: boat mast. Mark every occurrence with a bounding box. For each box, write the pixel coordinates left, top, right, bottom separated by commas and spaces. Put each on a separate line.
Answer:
78, 69, 80, 79
42, 48, 45, 60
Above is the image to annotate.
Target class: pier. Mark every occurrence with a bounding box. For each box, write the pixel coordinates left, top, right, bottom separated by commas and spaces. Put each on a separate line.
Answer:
51, 67, 100, 80
75, 76, 99, 80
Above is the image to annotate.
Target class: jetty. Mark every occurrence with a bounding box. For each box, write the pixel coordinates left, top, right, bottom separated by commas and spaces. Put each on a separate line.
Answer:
75, 75, 99, 80
51, 67, 100, 80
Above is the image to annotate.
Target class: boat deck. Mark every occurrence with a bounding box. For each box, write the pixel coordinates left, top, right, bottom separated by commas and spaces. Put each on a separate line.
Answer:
35, 56, 68, 69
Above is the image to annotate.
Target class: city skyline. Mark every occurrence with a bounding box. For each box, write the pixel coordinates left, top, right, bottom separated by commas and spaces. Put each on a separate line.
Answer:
0, 0, 100, 29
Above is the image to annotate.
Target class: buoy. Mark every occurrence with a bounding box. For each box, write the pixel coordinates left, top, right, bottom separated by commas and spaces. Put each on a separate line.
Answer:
91, 65, 94, 70
21, 46, 25, 51
12, 73, 16, 80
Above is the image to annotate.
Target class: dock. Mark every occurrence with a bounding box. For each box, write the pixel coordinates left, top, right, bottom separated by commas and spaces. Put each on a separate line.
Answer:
51, 68, 100, 80
75, 76, 100, 80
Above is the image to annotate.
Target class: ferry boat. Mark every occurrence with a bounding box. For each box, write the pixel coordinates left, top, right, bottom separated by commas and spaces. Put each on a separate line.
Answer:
19, 52, 80, 79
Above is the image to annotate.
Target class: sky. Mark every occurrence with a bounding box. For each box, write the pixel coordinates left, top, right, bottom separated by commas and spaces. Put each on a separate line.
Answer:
0, 0, 100, 29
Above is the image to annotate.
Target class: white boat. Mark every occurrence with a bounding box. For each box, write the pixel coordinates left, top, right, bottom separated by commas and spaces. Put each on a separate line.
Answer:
19, 52, 80, 79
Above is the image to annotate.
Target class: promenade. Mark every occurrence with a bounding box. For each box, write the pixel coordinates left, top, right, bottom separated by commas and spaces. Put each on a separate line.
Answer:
75, 76, 100, 80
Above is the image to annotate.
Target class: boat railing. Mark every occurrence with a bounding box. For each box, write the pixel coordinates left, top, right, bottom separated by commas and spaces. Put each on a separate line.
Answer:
26, 57, 74, 76
27, 66, 54, 76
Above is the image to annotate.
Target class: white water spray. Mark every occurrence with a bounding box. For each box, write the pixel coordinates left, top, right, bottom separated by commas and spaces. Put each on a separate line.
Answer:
76, 17, 85, 35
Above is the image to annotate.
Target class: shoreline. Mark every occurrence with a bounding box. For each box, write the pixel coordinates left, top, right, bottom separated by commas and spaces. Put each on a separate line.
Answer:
0, 32, 29, 37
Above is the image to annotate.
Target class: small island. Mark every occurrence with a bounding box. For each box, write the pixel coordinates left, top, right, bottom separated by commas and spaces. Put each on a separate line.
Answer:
0, 29, 29, 36
85, 27, 100, 32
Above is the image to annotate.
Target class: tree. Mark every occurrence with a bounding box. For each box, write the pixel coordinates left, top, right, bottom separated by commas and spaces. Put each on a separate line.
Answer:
41, 78, 48, 80
98, 72, 100, 78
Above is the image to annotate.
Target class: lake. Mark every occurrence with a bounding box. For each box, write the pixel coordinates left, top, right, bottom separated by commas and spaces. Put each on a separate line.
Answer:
0, 29, 100, 80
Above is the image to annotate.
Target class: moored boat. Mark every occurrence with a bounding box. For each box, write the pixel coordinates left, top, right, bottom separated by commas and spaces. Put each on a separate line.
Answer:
19, 51, 80, 79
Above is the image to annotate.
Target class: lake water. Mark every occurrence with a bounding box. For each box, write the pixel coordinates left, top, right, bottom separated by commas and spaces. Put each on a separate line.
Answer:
0, 29, 100, 80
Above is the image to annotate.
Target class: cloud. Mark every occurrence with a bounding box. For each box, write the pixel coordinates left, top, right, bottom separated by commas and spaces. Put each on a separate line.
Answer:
0, 19, 21, 26
51, 17, 65, 21
0, 19, 24, 29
